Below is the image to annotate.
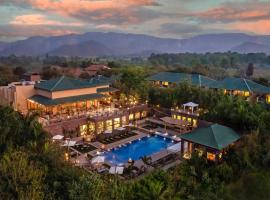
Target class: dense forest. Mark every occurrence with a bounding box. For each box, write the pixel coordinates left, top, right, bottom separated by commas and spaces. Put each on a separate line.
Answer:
148, 52, 270, 68
1, 68, 270, 199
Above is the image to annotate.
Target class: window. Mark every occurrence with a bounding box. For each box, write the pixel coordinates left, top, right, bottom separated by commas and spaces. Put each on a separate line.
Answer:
207, 152, 216, 161
193, 119, 197, 127
141, 111, 147, 118
163, 81, 169, 86
96, 122, 104, 134
122, 116, 127, 125
177, 115, 181, 120
266, 95, 270, 104
135, 112, 140, 119
129, 114, 134, 121
114, 118, 120, 128
244, 91, 250, 97
172, 114, 176, 119
106, 120, 112, 131
80, 124, 87, 136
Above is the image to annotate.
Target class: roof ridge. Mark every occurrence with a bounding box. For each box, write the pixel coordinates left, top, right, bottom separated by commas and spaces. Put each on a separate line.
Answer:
50, 75, 65, 91
210, 124, 220, 149
243, 78, 252, 93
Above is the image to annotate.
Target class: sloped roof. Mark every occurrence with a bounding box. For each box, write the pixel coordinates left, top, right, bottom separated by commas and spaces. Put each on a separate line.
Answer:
29, 93, 107, 106
148, 72, 217, 88
97, 87, 119, 93
212, 77, 270, 94
35, 76, 107, 92
180, 124, 240, 150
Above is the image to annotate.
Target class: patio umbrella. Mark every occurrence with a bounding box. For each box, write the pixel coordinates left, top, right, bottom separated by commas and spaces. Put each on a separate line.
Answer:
52, 135, 64, 140
104, 130, 112, 134
91, 156, 105, 164
116, 127, 125, 131
62, 140, 76, 147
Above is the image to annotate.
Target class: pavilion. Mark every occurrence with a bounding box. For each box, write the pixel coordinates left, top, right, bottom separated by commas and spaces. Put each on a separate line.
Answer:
180, 123, 240, 161
211, 77, 270, 103
148, 72, 217, 88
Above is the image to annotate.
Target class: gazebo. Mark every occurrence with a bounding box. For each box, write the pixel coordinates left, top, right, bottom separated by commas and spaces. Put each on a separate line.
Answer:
179, 123, 240, 161
183, 102, 199, 114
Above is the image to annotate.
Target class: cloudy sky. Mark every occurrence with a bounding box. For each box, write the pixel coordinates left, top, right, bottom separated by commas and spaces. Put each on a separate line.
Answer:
0, 0, 270, 41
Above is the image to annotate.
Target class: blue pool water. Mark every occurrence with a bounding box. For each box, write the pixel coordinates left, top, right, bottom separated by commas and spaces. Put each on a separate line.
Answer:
103, 135, 175, 165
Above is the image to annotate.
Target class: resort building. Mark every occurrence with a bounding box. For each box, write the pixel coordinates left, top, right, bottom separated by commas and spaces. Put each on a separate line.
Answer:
211, 77, 270, 104
148, 72, 270, 104
148, 72, 217, 88
180, 123, 240, 161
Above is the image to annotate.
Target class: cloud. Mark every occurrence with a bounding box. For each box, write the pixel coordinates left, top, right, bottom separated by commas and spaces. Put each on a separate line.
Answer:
1, 0, 160, 25
191, 1, 270, 23
10, 14, 83, 26
0, 24, 80, 41
230, 20, 270, 35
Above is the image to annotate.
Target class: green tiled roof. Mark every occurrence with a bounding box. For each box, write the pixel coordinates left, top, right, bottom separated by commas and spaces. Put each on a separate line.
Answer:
35, 76, 108, 92
29, 93, 107, 106
180, 124, 240, 150
97, 87, 119, 93
148, 72, 217, 88
212, 77, 270, 94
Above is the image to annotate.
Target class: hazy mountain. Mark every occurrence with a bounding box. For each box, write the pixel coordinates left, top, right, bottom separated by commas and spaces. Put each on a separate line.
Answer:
1, 32, 270, 56
48, 40, 113, 57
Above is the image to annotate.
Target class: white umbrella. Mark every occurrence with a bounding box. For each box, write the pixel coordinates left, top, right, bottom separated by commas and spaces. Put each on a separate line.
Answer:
52, 135, 64, 140
91, 156, 105, 164
167, 143, 181, 153
116, 127, 125, 131
62, 140, 76, 147
104, 130, 112, 134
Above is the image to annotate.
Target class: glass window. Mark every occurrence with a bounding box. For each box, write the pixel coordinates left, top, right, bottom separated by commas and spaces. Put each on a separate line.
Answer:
80, 124, 87, 136
122, 116, 127, 126
129, 114, 134, 121
193, 119, 197, 127
97, 122, 104, 134
106, 120, 112, 131
177, 115, 181, 120
141, 111, 147, 118
135, 112, 140, 119
207, 152, 216, 161
114, 118, 120, 128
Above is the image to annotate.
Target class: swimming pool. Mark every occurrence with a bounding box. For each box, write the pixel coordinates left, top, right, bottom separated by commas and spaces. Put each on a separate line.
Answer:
103, 135, 175, 165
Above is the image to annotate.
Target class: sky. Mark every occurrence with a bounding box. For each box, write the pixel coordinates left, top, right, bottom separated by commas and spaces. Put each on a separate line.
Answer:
0, 0, 270, 41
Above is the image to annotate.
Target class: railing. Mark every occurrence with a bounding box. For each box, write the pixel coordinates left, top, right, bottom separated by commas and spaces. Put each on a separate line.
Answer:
171, 108, 200, 116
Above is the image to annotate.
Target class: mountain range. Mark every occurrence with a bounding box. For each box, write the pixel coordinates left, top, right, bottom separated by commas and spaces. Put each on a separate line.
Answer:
1, 32, 270, 57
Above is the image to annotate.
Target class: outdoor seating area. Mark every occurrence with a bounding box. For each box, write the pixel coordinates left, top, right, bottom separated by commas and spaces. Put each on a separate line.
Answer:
98, 131, 138, 144
72, 143, 97, 154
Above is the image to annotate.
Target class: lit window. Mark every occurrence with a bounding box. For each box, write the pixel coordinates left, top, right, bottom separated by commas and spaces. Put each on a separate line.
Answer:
266, 95, 270, 104
135, 112, 140, 119
193, 119, 197, 127
114, 118, 120, 128
163, 82, 169, 86
244, 91, 250, 97
129, 114, 134, 121
177, 115, 181, 120
207, 152, 216, 161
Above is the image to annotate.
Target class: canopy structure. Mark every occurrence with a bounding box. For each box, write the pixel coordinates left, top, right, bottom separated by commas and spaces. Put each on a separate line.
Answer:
109, 166, 124, 174
180, 124, 240, 150
91, 156, 105, 164
161, 116, 189, 127
116, 127, 125, 131
52, 135, 64, 140
183, 102, 199, 113
167, 143, 181, 153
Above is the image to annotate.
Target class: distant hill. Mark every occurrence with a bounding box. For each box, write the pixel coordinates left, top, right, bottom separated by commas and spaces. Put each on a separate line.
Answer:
1, 32, 270, 57
48, 40, 113, 57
